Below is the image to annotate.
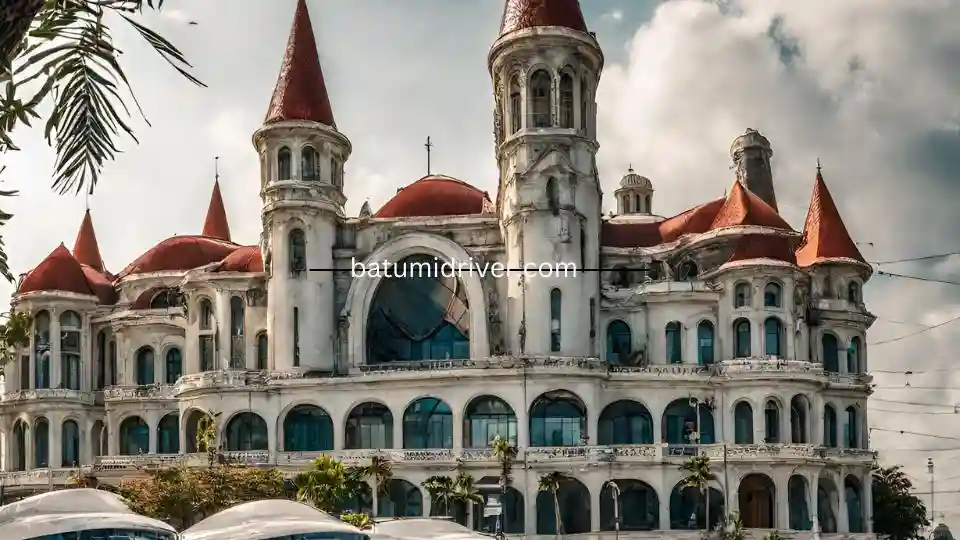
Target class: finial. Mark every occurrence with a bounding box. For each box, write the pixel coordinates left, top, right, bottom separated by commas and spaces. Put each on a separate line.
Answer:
84, 189, 89, 211
215, 156, 220, 182
816, 157, 822, 173
627, 163, 633, 173
425, 136, 433, 176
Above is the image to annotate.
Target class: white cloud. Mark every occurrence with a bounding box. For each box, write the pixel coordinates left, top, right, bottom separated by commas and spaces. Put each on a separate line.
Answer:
604, 9, 624, 21
597, 0, 960, 521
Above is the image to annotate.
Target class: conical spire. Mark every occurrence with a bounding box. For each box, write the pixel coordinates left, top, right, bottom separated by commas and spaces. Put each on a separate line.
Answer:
264, 0, 336, 127
795, 168, 866, 267
202, 180, 231, 242
499, 0, 588, 37
72, 209, 105, 272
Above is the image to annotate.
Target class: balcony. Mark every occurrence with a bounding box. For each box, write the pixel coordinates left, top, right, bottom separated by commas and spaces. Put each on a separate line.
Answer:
0, 388, 95, 406
103, 384, 176, 402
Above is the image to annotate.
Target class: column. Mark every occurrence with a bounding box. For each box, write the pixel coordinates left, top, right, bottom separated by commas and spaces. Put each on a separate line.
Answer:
216, 292, 231, 370
838, 470, 849, 532
775, 473, 789, 530
29, 331, 36, 389
50, 310, 61, 388
25, 426, 34, 469
863, 472, 873, 533
807, 473, 820, 533
147, 411, 158, 455
50, 414, 62, 468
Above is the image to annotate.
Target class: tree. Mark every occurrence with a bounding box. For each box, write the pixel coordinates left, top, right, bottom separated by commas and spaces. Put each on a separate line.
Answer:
0, 310, 31, 370
538, 471, 570, 540
873, 464, 929, 540
451, 468, 483, 528
421, 474, 456, 517
679, 453, 716, 532
492, 435, 517, 534
362, 454, 392, 517
294, 456, 351, 514
340, 512, 372, 530
0, 0, 203, 282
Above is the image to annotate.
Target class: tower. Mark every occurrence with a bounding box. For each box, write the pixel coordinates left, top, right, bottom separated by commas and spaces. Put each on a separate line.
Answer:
489, 0, 603, 357
614, 167, 654, 215
253, 0, 350, 373
730, 128, 778, 211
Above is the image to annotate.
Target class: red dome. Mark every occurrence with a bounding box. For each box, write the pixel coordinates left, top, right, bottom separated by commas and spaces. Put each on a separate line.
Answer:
81, 265, 118, 305
375, 175, 493, 219
18, 245, 96, 297
119, 236, 239, 277
217, 246, 264, 273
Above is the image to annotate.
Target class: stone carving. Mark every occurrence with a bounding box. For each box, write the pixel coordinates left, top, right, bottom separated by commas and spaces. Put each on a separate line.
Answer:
556, 215, 571, 243
484, 275, 504, 355
359, 200, 372, 218
493, 72, 504, 148
337, 315, 350, 370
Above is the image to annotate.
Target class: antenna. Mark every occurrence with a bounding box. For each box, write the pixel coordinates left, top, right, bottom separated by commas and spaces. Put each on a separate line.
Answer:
215, 156, 220, 182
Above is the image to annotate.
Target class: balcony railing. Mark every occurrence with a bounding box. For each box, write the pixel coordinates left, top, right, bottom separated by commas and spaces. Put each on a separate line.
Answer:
103, 384, 176, 402
0, 388, 95, 404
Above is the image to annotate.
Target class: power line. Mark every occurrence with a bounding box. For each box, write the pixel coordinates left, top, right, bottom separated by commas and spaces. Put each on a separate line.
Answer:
871, 398, 958, 408
868, 312, 960, 346
871, 251, 960, 265
875, 385, 960, 390
876, 270, 960, 286
870, 407, 958, 415
870, 427, 960, 441
873, 367, 960, 374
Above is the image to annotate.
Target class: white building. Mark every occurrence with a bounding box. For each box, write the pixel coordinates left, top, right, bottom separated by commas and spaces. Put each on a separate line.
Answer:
0, 0, 876, 538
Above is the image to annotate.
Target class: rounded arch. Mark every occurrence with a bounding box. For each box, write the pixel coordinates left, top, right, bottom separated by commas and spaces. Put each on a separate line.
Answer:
300, 144, 319, 180
678, 260, 699, 280
733, 281, 752, 308
164, 346, 182, 384
526, 66, 553, 129
763, 395, 783, 443
182, 408, 212, 453
59, 310, 82, 328
696, 319, 715, 366
536, 475, 590, 535
61, 419, 80, 467
282, 404, 333, 452
844, 404, 860, 448
844, 475, 865, 533
402, 396, 453, 449
662, 398, 715, 445
598, 399, 653, 445
463, 394, 517, 448
817, 475, 840, 533
790, 394, 811, 443
12, 419, 27, 471
788, 475, 812, 530
507, 72, 522, 134
733, 317, 751, 358
600, 479, 658, 531
277, 146, 292, 181
764, 316, 784, 357
343, 232, 490, 365
739, 473, 776, 528
847, 280, 861, 304
848, 336, 863, 373
135, 346, 155, 385
224, 411, 268, 451
821, 331, 841, 372
378, 478, 422, 518
119, 415, 148, 456
557, 69, 575, 128
157, 412, 179, 454
605, 319, 632, 364
665, 320, 682, 364
669, 479, 724, 530
90, 420, 105, 460
197, 296, 214, 330
733, 400, 754, 444
823, 403, 839, 448
34, 416, 50, 467
763, 281, 783, 307
345, 401, 393, 449
529, 390, 587, 447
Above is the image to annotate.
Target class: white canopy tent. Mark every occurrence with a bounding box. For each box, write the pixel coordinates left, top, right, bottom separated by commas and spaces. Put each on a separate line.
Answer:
0, 488, 177, 540
181, 499, 370, 540
369, 518, 493, 540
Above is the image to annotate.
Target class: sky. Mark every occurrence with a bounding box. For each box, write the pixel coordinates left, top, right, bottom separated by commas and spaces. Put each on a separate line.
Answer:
3, 0, 960, 526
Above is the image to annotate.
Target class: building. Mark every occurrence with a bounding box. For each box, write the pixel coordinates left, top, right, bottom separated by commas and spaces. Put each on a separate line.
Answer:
0, 0, 875, 537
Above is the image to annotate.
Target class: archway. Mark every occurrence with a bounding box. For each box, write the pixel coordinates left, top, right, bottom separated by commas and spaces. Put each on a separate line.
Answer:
90, 420, 105, 459
535, 476, 590, 535
157, 413, 179, 454
822, 333, 840, 373
378, 479, 422, 517
61, 420, 80, 467
764, 399, 781, 443
598, 400, 653, 445
734, 401, 753, 444
739, 473, 776, 529
845, 476, 864, 533
463, 395, 517, 448
184, 409, 211, 453
283, 405, 334, 451
402, 397, 453, 449
823, 405, 838, 447
791, 395, 809, 443
34, 417, 49, 467
119, 416, 148, 456
365, 254, 470, 364
669, 481, 724, 530
224, 412, 268, 451
475, 486, 524, 534
12, 420, 26, 471
662, 398, 715, 445
788, 475, 811, 530
601, 479, 659, 531
345, 402, 393, 449
818, 477, 839, 533
529, 390, 586, 447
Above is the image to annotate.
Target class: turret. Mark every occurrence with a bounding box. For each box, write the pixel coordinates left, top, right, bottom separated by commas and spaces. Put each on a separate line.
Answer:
489, 0, 603, 357
730, 128, 778, 211
614, 167, 653, 215
253, 0, 350, 373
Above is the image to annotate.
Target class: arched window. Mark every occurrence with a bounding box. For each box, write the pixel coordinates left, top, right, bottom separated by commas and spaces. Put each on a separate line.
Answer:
289, 228, 306, 272
789, 476, 811, 531
598, 400, 653, 445
136, 347, 154, 385
165, 348, 182, 384
550, 288, 562, 352
199, 298, 213, 330
150, 289, 172, 309
13, 421, 26, 471
59, 310, 81, 390
791, 395, 809, 443
697, 321, 715, 366
822, 333, 840, 373
764, 282, 782, 307
844, 406, 858, 448
848, 337, 862, 373
665, 321, 682, 364
634, 194, 641, 213
96, 330, 106, 390
734, 402, 753, 444
845, 477, 864, 533
764, 317, 783, 357
256, 332, 268, 370
345, 402, 394, 449
226, 412, 269, 451
678, 261, 698, 281
847, 281, 860, 304
645, 194, 652, 213
301, 146, 318, 180
463, 395, 517, 447
34, 310, 51, 389
579, 76, 589, 134
605, 320, 632, 364
823, 405, 838, 447
734, 319, 751, 358
402, 397, 453, 449
529, 70, 552, 128
108, 340, 117, 386
558, 73, 574, 128
284, 405, 334, 451
61, 419, 79, 467
529, 391, 586, 447
278, 147, 292, 180
35, 418, 49, 467
157, 414, 179, 454
119, 416, 148, 456
230, 296, 245, 369
546, 177, 560, 215
293, 307, 301, 367
509, 74, 522, 133
764, 400, 781, 443
330, 156, 341, 188
734, 282, 751, 308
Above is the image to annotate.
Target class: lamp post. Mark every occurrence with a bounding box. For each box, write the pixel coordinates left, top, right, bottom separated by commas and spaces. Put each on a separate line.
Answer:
605, 480, 621, 540
928, 457, 935, 523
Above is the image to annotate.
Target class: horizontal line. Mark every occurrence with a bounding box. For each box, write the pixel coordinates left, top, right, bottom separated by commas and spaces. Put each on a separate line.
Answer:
309, 268, 627, 272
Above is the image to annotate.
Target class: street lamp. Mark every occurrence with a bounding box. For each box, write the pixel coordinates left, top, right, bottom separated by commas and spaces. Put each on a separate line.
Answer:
605, 480, 621, 540
928, 457, 935, 522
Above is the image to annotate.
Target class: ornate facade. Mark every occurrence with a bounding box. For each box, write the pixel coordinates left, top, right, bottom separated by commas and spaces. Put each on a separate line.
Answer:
0, 0, 875, 538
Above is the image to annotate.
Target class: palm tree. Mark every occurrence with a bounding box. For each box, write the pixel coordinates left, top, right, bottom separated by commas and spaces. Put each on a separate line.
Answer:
451, 469, 483, 528
294, 456, 349, 513
538, 471, 569, 540
361, 454, 392, 517
679, 453, 716, 532
421, 475, 456, 517
0, 1, 203, 282
492, 435, 517, 535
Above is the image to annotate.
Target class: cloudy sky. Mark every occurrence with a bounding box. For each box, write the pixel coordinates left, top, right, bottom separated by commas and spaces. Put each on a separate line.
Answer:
4, 0, 960, 525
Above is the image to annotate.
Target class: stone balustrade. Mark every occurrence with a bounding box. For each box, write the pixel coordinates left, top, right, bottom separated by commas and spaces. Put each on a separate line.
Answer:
103, 384, 176, 402
0, 388, 95, 405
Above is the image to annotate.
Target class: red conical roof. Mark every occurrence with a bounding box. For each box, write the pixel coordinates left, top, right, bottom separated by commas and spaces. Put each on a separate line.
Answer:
264, 0, 336, 127
499, 0, 588, 37
796, 170, 867, 267
72, 209, 105, 273
710, 180, 793, 231
202, 180, 231, 242
18, 244, 95, 297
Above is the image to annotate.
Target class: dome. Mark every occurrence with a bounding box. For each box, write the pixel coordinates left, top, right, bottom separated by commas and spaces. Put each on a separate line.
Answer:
375, 175, 493, 219
216, 245, 264, 273
730, 127, 772, 156
18, 244, 97, 298
119, 235, 239, 277
619, 167, 652, 190
181, 499, 366, 540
